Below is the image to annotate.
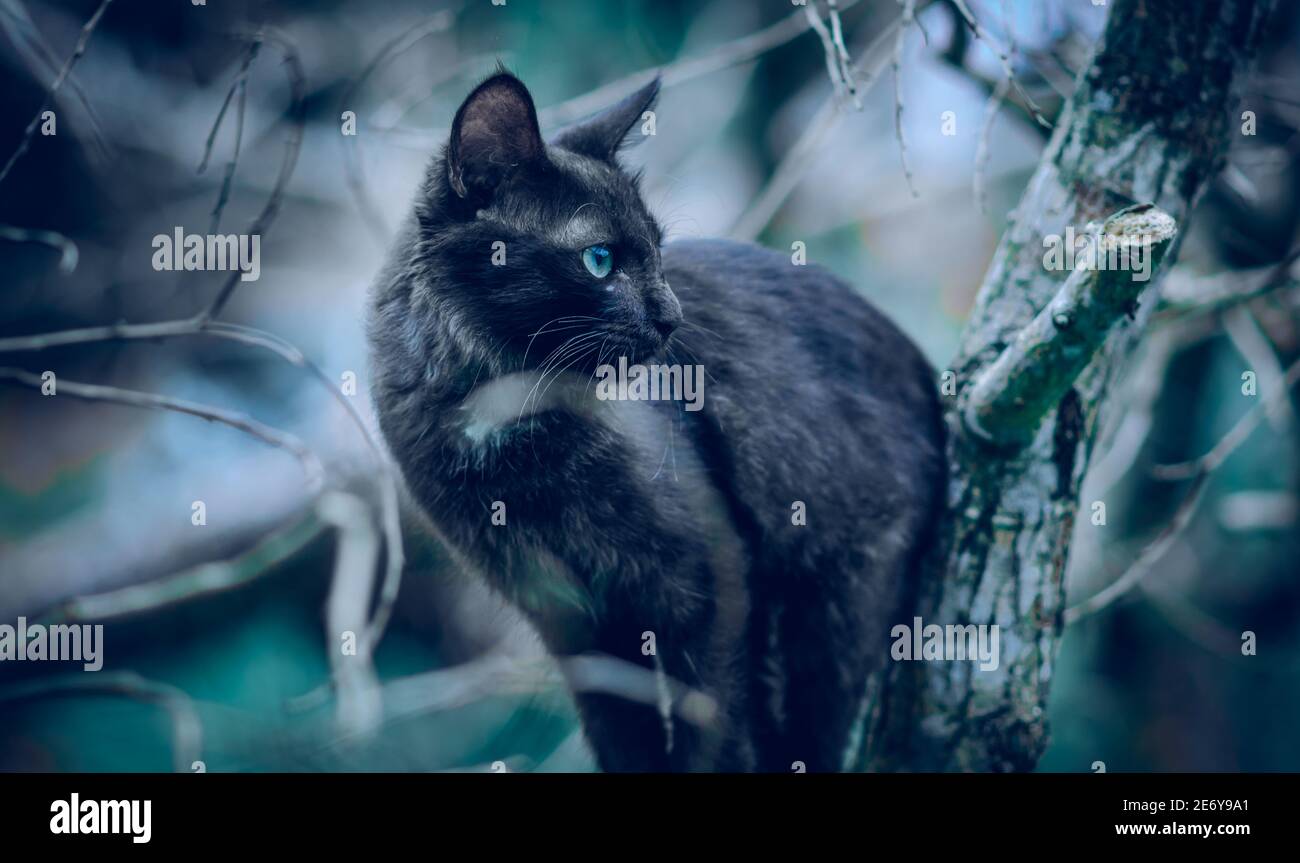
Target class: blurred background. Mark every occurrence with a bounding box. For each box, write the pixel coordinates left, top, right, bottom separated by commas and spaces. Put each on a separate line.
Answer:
1, 0, 1297, 772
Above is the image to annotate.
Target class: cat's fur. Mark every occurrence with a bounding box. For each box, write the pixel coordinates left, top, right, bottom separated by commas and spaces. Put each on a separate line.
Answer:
367, 72, 945, 771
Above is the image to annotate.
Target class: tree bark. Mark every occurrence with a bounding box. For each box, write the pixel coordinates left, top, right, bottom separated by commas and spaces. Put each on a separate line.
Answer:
857, 0, 1275, 772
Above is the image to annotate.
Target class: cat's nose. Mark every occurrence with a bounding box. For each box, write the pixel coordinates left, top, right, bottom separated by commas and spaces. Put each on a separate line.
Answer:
653, 314, 680, 341
648, 281, 682, 341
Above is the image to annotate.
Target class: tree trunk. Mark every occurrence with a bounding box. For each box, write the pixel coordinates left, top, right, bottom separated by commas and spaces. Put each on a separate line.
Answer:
857, 0, 1275, 772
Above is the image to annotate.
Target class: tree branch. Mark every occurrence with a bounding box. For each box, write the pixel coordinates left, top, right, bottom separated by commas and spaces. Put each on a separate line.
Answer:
962, 204, 1178, 447
199, 28, 305, 322
0, 366, 325, 492
0, 0, 114, 187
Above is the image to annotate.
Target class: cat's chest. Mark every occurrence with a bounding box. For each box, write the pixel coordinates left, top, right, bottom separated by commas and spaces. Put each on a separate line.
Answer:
457, 368, 686, 468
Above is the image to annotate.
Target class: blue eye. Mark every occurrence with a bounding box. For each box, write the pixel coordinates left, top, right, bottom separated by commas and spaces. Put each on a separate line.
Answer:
581, 245, 613, 278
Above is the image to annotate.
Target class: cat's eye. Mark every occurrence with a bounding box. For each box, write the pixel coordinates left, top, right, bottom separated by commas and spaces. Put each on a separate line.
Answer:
581, 245, 613, 278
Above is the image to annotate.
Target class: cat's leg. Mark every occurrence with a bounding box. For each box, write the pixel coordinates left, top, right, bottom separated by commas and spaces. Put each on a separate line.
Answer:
427, 391, 748, 771
760, 538, 911, 773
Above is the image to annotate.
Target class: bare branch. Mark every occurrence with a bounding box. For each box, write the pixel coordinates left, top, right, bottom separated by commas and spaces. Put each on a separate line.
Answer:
360, 651, 718, 735
972, 0, 1015, 213
805, 1, 860, 107
806, 3, 846, 101
0, 672, 202, 773
40, 510, 325, 625
0, 222, 78, 272
380, 0, 875, 148
949, 0, 1051, 129
540, 1, 868, 130
826, 0, 860, 105
197, 38, 260, 174
1064, 472, 1208, 625
338, 8, 459, 245
973, 73, 1010, 214
0, 0, 114, 187
891, 0, 920, 197
200, 38, 261, 235
199, 28, 306, 322
961, 205, 1178, 447
1156, 246, 1300, 319
0, 0, 112, 164
0, 366, 325, 492
318, 492, 384, 739
1151, 354, 1300, 481
1223, 305, 1292, 431
730, 19, 899, 240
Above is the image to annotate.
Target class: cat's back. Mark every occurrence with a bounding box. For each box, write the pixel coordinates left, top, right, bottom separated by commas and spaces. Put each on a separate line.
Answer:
661, 236, 944, 556
662, 236, 938, 425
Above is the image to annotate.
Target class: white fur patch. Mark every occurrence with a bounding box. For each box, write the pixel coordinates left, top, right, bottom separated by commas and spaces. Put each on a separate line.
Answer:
460, 370, 603, 443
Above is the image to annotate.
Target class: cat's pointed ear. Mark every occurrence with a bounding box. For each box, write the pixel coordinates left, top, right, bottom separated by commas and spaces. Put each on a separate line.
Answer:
446, 72, 547, 203
552, 76, 660, 164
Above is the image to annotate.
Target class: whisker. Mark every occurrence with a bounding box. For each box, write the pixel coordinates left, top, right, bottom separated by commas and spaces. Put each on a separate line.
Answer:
531, 341, 600, 415
519, 331, 603, 421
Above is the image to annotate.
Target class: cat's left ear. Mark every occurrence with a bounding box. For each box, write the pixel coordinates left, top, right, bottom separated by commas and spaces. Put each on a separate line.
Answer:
552, 76, 660, 164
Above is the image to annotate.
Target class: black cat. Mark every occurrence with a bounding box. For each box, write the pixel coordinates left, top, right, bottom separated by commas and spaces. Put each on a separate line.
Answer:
367, 72, 945, 771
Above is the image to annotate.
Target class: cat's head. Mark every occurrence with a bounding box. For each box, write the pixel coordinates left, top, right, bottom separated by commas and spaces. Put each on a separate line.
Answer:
420, 71, 680, 371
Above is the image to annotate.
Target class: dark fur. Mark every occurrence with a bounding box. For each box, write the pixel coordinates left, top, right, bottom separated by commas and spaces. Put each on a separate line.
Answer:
367, 72, 945, 771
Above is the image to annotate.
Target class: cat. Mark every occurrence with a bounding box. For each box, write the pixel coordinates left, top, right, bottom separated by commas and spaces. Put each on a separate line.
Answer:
367, 71, 945, 772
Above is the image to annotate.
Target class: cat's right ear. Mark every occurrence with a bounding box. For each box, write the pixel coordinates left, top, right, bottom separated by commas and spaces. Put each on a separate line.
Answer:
446, 73, 547, 205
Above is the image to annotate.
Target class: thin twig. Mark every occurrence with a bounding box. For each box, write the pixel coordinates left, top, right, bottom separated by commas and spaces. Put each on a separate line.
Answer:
1083, 323, 1182, 495
0, 222, 78, 272
339, 8, 459, 245
730, 19, 900, 240
891, 0, 919, 197
826, 0, 861, 106
199, 28, 306, 322
1064, 472, 1208, 625
198, 39, 260, 174
40, 510, 326, 625
806, 4, 844, 98
0, 0, 114, 187
0, 366, 325, 492
1223, 305, 1292, 431
0, 0, 111, 164
384, 0, 876, 145
1156, 245, 1300, 320
542, 0, 865, 128
324, 651, 719, 736
805, 2, 859, 106
201, 39, 261, 235
950, 0, 1051, 129
972, 0, 1015, 213
973, 73, 1009, 213
318, 492, 384, 739
0, 672, 202, 773
369, 52, 502, 131
200, 323, 405, 648
1151, 355, 1300, 481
